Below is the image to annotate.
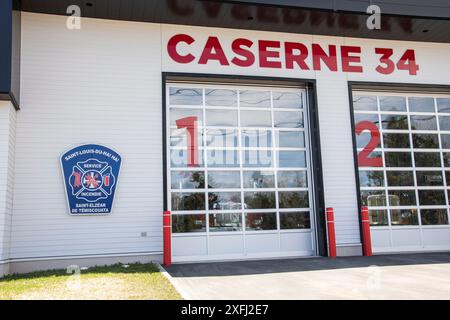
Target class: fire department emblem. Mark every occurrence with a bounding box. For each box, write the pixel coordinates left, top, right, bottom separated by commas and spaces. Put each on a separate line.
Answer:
61, 144, 122, 215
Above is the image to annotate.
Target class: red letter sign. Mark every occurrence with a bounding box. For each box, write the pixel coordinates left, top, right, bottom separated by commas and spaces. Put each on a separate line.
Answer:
176, 116, 199, 167
167, 34, 195, 64
355, 121, 382, 167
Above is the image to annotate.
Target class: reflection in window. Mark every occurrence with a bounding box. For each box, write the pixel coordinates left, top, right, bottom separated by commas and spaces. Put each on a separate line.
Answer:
170, 87, 203, 105
443, 153, 450, 167
383, 133, 410, 149
380, 114, 408, 130
209, 213, 242, 231
205, 109, 238, 127
207, 149, 239, 167
357, 131, 379, 149
388, 190, 416, 206
410, 115, 437, 130
277, 171, 307, 188
353, 95, 377, 111
416, 171, 443, 186
390, 209, 419, 225
361, 191, 386, 206
206, 129, 238, 147
278, 151, 306, 168
170, 108, 203, 126
355, 114, 379, 128
171, 149, 204, 168
171, 192, 206, 211
441, 134, 450, 149
208, 171, 240, 189
276, 131, 305, 148
418, 190, 446, 205
239, 90, 271, 108
385, 152, 412, 167
386, 171, 414, 187
278, 191, 309, 208
359, 171, 384, 187
240, 110, 272, 127
242, 130, 272, 148
243, 150, 273, 167
172, 214, 206, 233
408, 97, 435, 112
243, 171, 275, 188
437, 98, 450, 113
412, 134, 439, 149
420, 209, 449, 225
244, 192, 276, 209
205, 89, 237, 107
274, 111, 304, 128
171, 171, 205, 189
439, 116, 450, 131
379, 96, 406, 112
280, 212, 310, 229
414, 152, 441, 167
208, 192, 241, 210
245, 212, 277, 230
369, 210, 388, 226
273, 92, 302, 109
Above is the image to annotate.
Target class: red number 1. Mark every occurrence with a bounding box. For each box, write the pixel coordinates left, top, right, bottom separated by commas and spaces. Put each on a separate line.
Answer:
355, 121, 383, 167
176, 116, 199, 167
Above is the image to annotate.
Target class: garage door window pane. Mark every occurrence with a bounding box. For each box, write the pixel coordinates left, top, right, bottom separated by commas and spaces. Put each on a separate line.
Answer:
171, 149, 204, 168
437, 98, 450, 113
276, 131, 305, 148
206, 129, 238, 147
278, 151, 306, 168
243, 171, 275, 188
243, 150, 273, 167
410, 115, 437, 131
170, 108, 203, 126
171, 193, 206, 211
361, 191, 387, 206
240, 110, 272, 127
274, 111, 304, 128
383, 133, 410, 149
205, 89, 237, 107
408, 97, 435, 112
277, 171, 308, 188
171, 171, 205, 189
280, 212, 311, 229
244, 192, 276, 209
386, 171, 414, 187
439, 116, 450, 131
380, 114, 408, 130
242, 130, 272, 148
414, 152, 441, 167
207, 149, 239, 168
172, 214, 206, 233
390, 209, 419, 225
170, 128, 203, 147
416, 171, 443, 186
359, 170, 384, 187
208, 192, 241, 210
209, 213, 242, 231
170, 88, 203, 105
208, 171, 240, 189
369, 210, 388, 226
380, 96, 406, 112
441, 134, 450, 149
278, 191, 309, 208
385, 152, 412, 167
273, 92, 303, 109
353, 95, 377, 111
418, 190, 446, 205
206, 110, 238, 126
412, 134, 439, 149
420, 209, 449, 225
240, 90, 271, 108
245, 212, 277, 230
388, 190, 416, 206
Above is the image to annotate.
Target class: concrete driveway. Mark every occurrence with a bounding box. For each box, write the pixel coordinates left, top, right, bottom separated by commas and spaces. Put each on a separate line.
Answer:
165, 253, 450, 299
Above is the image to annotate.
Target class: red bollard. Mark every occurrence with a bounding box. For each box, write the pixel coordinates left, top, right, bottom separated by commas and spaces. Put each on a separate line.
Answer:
361, 206, 373, 257
326, 207, 337, 258
163, 210, 172, 266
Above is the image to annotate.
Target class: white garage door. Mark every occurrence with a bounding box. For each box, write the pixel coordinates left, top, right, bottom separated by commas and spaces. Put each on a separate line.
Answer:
166, 82, 317, 262
352, 90, 450, 253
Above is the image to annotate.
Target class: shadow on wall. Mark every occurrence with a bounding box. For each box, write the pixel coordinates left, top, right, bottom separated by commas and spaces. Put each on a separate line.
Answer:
166, 252, 450, 278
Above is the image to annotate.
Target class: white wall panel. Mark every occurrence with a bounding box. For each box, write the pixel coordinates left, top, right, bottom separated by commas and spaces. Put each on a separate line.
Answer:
10, 13, 163, 259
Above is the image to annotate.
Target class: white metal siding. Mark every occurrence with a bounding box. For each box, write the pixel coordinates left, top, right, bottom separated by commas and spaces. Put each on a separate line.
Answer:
0, 102, 16, 262
10, 13, 163, 259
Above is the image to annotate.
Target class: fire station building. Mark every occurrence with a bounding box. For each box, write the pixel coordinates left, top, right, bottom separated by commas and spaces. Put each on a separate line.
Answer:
1, 0, 450, 276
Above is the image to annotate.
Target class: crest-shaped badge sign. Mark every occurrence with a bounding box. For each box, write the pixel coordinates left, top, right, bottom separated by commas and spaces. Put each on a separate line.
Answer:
61, 144, 122, 215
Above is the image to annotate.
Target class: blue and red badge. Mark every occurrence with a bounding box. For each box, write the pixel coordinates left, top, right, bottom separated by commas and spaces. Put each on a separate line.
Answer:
61, 144, 122, 215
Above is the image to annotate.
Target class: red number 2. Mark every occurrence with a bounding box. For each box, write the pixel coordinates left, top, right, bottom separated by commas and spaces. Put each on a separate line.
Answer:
355, 121, 383, 167
176, 116, 199, 167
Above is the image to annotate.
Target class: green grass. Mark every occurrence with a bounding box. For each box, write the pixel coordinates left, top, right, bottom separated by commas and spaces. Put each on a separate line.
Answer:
0, 263, 182, 300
